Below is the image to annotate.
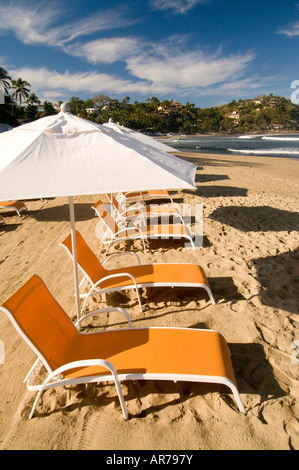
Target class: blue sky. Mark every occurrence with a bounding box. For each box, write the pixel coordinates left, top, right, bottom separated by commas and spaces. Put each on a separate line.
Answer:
0, 0, 298, 107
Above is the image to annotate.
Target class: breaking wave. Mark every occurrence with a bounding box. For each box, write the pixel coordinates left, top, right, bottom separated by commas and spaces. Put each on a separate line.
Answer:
158, 134, 299, 159
262, 136, 299, 141
228, 148, 299, 157
238, 135, 265, 139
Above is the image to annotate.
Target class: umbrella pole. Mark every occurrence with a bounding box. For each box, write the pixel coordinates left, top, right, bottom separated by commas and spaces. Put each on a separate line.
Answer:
69, 196, 81, 322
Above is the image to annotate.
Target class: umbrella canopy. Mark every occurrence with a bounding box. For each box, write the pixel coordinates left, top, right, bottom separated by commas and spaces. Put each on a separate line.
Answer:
0, 112, 195, 201
102, 119, 177, 154
0, 107, 197, 320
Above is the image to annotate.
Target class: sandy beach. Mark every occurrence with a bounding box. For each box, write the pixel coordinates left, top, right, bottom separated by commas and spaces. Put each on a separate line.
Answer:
0, 151, 298, 450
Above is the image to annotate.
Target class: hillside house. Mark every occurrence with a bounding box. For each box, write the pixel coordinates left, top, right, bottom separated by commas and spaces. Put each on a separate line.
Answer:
85, 107, 98, 115
157, 101, 183, 116
228, 110, 240, 120
268, 96, 280, 108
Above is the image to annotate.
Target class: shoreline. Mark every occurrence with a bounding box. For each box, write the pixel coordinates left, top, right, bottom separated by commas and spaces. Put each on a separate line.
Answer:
157, 133, 299, 161
0, 151, 298, 450
154, 130, 299, 138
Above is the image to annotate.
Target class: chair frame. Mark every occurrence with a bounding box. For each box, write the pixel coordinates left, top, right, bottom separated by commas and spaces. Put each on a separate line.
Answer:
92, 200, 196, 254
1, 299, 132, 420
0, 201, 28, 216
60, 232, 215, 317
106, 193, 185, 227
0, 276, 245, 419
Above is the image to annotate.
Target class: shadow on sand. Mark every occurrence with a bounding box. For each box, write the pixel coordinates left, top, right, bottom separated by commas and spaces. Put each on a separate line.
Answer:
251, 248, 299, 314
209, 206, 299, 232
30, 203, 95, 222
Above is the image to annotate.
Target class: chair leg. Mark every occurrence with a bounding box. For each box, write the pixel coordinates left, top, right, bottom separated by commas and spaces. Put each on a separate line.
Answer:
28, 361, 130, 421
114, 377, 129, 420
205, 286, 216, 305
29, 384, 47, 419
105, 240, 112, 256
141, 237, 147, 253
227, 381, 246, 414
189, 236, 196, 249
135, 287, 143, 313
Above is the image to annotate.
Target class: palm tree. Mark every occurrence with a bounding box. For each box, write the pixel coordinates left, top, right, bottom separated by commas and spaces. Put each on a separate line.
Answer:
36, 101, 56, 118
11, 78, 31, 106
26, 93, 41, 106
0, 67, 11, 93
122, 96, 130, 104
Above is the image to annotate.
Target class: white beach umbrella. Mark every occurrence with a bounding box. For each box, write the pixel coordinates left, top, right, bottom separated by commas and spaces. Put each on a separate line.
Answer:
0, 105, 196, 319
102, 118, 178, 153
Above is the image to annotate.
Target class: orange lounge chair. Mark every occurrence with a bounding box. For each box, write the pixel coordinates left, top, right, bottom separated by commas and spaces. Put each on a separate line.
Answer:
0, 274, 245, 419
60, 231, 215, 316
92, 200, 196, 253
107, 193, 185, 226
118, 190, 173, 205
0, 200, 27, 216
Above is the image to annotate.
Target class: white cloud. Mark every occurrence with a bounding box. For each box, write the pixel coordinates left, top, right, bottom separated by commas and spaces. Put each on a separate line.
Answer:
277, 5, 299, 37
65, 37, 142, 64
8, 55, 262, 105
7, 30, 256, 103
0, 1, 135, 47
2, 1, 259, 104
0, 2, 59, 45
198, 77, 266, 99
9, 66, 163, 102
277, 21, 299, 37
126, 47, 255, 89
149, 0, 209, 14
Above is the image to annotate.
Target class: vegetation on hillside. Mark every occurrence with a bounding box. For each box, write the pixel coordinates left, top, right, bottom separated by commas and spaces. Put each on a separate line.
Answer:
1, 66, 299, 134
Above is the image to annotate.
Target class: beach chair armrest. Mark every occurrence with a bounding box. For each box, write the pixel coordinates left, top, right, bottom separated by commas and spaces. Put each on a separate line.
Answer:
80, 271, 142, 315
75, 307, 132, 329
114, 226, 144, 239
51, 359, 119, 377
91, 272, 138, 289
102, 252, 141, 266
29, 359, 129, 420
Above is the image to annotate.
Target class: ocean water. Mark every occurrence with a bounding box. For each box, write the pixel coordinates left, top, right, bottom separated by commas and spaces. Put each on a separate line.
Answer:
158, 134, 299, 160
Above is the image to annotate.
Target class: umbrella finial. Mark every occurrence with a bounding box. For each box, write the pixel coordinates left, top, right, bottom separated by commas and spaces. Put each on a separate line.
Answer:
60, 102, 71, 113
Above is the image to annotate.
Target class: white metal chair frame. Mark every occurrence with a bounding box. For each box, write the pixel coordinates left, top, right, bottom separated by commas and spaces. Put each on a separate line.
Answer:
100, 215, 147, 254
61, 245, 144, 316
0, 202, 28, 216
60, 237, 215, 319
1, 302, 132, 420
106, 193, 185, 227
93, 202, 196, 254
0, 288, 245, 420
